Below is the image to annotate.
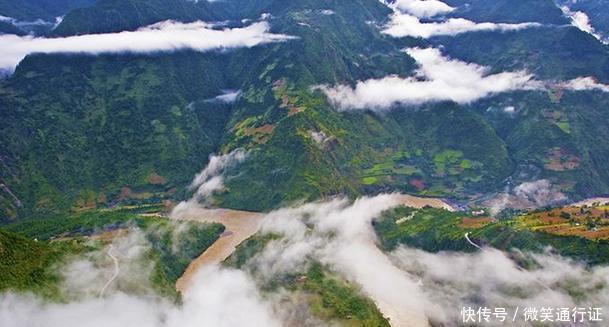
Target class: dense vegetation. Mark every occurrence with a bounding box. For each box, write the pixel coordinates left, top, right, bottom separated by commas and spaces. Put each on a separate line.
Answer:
4, 207, 155, 241
1, 207, 224, 298
226, 234, 390, 326
52, 0, 226, 36
374, 206, 609, 265
2, 0, 609, 223
0, 228, 85, 298
146, 219, 224, 296
446, 0, 569, 24
0, 0, 94, 21
302, 263, 390, 327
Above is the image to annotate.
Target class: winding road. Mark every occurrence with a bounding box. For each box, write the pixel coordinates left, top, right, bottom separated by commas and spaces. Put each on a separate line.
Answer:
464, 232, 482, 250
99, 244, 120, 297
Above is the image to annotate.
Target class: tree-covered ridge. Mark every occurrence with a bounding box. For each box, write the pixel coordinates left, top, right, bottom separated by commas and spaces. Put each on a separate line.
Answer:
2, 0, 609, 221
52, 0, 226, 36
0, 0, 95, 21
0, 228, 79, 298
374, 206, 609, 265
1, 207, 224, 299
445, 0, 569, 24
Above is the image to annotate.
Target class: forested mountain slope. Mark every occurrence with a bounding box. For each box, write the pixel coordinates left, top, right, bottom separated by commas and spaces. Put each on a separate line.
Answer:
2, 0, 609, 221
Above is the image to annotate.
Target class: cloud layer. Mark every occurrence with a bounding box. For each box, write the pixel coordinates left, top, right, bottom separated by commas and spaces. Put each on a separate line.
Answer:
172, 149, 247, 215
211, 90, 242, 103
560, 76, 609, 92
390, 0, 455, 18
0, 265, 279, 327
320, 47, 540, 110
485, 179, 568, 215
0, 21, 294, 72
2, 194, 609, 326
382, 13, 540, 38
560, 6, 608, 44
380, 0, 540, 39
390, 246, 609, 325
251, 195, 432, 326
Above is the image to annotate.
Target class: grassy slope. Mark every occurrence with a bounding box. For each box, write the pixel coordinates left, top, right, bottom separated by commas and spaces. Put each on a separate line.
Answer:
0, 228, 83, 298
3, 0, 609, 221
2, 208, 224, 298
374, 206, 609, 265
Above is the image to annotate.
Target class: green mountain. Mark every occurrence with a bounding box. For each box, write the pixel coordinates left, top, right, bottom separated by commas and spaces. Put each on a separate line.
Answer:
0, 0, 95, 21
2, 0, 609, 221
435, 25, 609, 196
0, 20, 25, 35
445, 0, 569, 24
53, 0, 227, 36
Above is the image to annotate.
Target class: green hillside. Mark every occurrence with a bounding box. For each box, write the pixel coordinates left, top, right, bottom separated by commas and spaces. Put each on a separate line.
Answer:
0, 0, 94, 21
2, 207, 224, 298
0, 228, 77, 298
2, 0, 609, 221
446, 0, 569, 24
53, 0, 226, 36
375, 206, 609, 265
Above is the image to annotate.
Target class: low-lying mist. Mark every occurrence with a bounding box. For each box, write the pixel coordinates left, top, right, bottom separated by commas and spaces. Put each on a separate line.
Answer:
2, 193, 608, 326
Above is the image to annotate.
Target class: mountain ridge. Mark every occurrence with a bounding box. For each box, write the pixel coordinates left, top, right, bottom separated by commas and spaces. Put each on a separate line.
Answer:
2, 0, 609, 221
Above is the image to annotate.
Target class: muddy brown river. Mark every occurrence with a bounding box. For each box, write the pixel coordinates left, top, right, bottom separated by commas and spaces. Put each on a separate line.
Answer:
173, 208, 264, 293
172, 194, 453, 327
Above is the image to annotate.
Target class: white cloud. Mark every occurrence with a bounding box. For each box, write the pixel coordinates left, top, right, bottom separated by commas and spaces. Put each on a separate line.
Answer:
0, 265, 280, 327
560, 76, 609, 92
560, 6, 608, 44
189, 149, 246, 194
0, 20, 294, 72
389, 246, 609, 324
514, 179, 568, 207
253, 195, 431, 326
382, 12, 540, 38
0, 15, 56, 28
210, 90, 242, 103
309, 130, 332, 146
320, 47, 540, 111
244, 194, 609, 326
485, 179, 567, 215
2, 193, 609, 326
172, 149, 247, 216
390, 0, 455, 18
503, 106, 516, 114
166, 265, 281, 327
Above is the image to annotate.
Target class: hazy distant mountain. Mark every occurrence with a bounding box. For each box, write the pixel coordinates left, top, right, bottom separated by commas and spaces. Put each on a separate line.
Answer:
0, 0, 95, 21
